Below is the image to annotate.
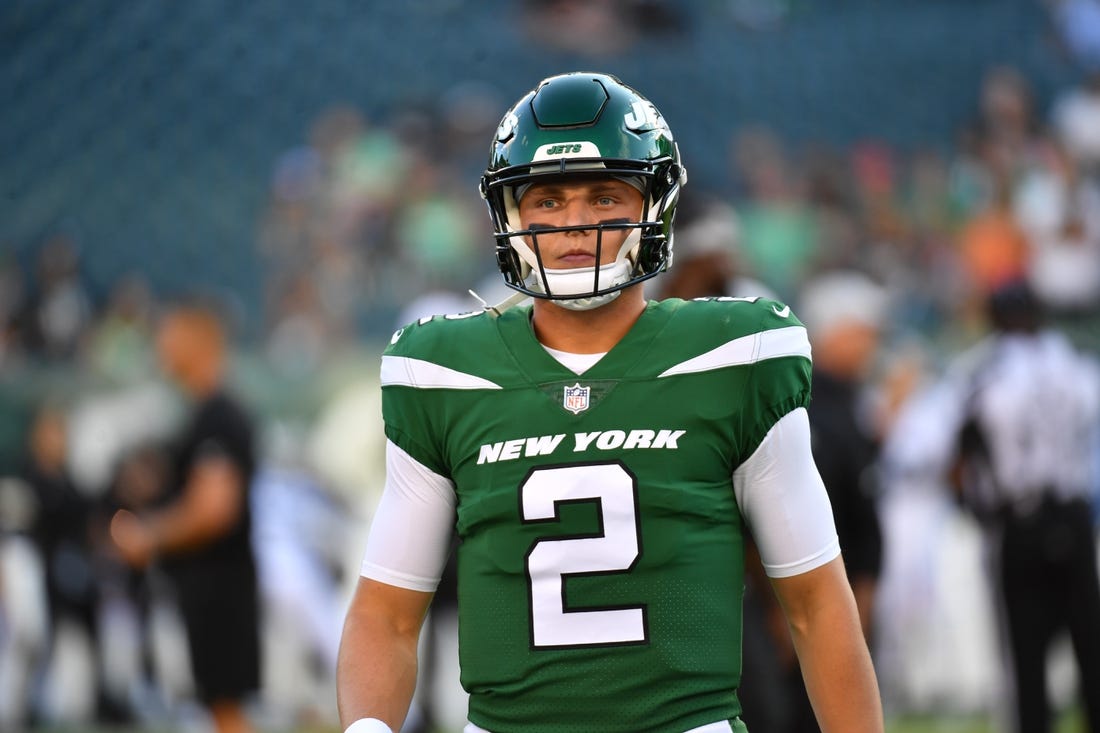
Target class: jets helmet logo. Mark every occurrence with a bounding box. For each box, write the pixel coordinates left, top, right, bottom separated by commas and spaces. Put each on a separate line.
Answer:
563, 383, 591, 415
623, 101, 669, 135
496, 112, 519, 142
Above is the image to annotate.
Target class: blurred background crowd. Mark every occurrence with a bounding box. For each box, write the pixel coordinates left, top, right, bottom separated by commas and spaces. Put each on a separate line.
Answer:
2, 1, 1100, 731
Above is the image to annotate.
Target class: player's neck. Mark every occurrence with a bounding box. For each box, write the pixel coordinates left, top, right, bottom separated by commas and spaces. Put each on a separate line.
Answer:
531, 287, 646, 354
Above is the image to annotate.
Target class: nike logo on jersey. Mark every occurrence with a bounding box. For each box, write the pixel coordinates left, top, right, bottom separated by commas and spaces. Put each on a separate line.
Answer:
772, 304, 791, 318
477, 429, 687, 465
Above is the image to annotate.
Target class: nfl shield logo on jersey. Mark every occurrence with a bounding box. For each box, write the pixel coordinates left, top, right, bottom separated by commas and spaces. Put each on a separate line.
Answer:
563, 383, 591, 414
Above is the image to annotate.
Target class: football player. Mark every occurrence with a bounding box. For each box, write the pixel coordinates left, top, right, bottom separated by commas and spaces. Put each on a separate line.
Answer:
337, 71, 883, 733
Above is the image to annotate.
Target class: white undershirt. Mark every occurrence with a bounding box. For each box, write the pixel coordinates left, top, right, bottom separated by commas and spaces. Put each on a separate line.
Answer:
542, 345, 606, 374
360, 407, 839, 590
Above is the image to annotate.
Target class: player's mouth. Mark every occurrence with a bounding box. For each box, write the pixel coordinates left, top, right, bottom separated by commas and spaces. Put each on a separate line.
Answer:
556, 249, 598, 267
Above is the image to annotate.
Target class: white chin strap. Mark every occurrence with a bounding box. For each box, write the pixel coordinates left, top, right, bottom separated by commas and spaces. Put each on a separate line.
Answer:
527, 260, 632, 311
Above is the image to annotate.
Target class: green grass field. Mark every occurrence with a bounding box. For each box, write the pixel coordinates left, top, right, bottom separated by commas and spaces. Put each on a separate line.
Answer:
887, 707, 1083, 733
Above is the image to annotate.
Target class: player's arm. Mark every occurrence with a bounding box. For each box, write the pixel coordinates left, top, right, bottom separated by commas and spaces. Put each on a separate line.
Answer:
771, 558, 883, 733
337, 438, 456, 732
337, 577, 433, 731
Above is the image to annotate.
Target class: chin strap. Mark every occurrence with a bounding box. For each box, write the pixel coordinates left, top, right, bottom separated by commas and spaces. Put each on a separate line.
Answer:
548, 289, 622, 311
470, 289, 530, 318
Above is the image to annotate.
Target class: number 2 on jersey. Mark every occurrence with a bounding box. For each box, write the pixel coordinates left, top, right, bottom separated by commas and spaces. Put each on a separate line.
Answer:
521, 462, 648, 648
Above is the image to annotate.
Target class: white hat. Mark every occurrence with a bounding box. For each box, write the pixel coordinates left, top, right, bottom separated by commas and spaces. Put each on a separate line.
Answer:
798, 270, 889, 338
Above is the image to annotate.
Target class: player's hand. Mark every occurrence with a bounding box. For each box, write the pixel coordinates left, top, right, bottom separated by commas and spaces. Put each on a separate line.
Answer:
109, 509, 156, 568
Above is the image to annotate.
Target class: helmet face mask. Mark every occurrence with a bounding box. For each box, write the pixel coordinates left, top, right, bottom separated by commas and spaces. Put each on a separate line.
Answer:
481, 72, 687, 309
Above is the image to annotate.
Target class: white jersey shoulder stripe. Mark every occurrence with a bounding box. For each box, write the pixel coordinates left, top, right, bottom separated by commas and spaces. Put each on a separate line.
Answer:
658, 325, 811, 378
381, 355, 503, 390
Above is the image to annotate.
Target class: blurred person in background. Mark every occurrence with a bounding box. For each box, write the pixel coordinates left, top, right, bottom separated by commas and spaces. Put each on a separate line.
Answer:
519, 0, 686, 57
729, 126, 822, 303
19, 234, 94, 362
948, 280, 1100, 733
100, 441, 170, 713
2, 401, 120, 726
1051, 69, 1100, 177
247, 421, 368, 729
955, 179, 1030, 311
970, 66, 1047, 187
1013, 139, 1100, 319
786, 271, 887, 733
655, 194, 776, 302
110, 302, 261, 733
0, 255, 29, 368
83, 274, 159, 384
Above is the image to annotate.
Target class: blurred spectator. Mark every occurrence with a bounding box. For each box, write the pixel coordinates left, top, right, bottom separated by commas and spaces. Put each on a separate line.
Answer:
1051, 0, 1100, 73
99, 441, 172, 720
953, 68, 1053, 307
903, 148, 959, 240
947, 281, 1100, 733
390, 153, 482, 297
1014, 140, 1100, 315
850, 141, 910, 252
20, 402, 117, 722
263, 272, 337, 378
881, 149, 960, 336
786, 270, 888, 733
20, 234, 94, 361
0, 473, 48, 729
731, 127, 821, 301
0, 255, 28, 368
956, 180, 1030, 305
84, 274, 158, 384
872, 360, 1001, 716
438, 80, 508, 173
521, 0, 685, 56
251, 458, 356, 728
802, 144, 864, 274
656, 196, 776, 300
109, 302, 261, 733
972, 66, 1045, 181
1052, 71, 1100, 174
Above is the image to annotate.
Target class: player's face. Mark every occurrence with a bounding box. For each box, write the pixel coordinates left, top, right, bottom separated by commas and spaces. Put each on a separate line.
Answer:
517, 178, 644, 270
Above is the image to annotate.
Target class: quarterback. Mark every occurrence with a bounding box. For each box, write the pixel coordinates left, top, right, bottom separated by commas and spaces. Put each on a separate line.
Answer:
336, 72, 883, 733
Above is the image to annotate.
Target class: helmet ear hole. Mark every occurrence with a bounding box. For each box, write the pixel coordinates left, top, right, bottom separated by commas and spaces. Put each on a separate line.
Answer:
496, 244, 525, 285
637, 235, 669, 274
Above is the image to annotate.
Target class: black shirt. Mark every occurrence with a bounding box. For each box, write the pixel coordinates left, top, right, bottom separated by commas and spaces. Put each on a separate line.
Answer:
162, 390, 256, 582
808, 370, 883, 581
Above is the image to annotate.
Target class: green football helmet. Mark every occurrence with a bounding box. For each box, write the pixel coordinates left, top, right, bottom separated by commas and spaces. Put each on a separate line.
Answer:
480, 72, 687, 310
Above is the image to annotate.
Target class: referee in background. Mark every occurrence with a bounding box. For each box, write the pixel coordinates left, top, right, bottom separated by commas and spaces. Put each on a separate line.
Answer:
950, 280, 1100, 733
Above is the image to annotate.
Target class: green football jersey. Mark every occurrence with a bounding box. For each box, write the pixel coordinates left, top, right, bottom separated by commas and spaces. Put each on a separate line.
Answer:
381, 296, 812, 733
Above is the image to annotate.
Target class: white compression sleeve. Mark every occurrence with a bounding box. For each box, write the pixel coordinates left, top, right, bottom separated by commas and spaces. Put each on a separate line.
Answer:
733, 407, 841, 578
359, 440, 456, 592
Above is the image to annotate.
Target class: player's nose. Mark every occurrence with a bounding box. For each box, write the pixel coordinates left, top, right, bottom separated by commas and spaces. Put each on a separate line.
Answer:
561, 199, 597, 230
